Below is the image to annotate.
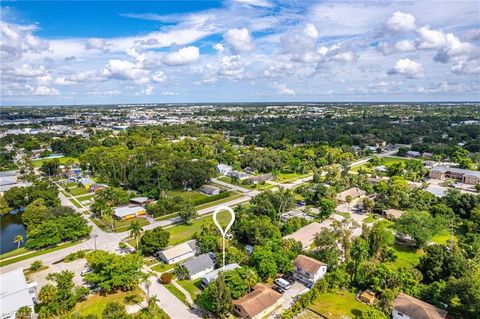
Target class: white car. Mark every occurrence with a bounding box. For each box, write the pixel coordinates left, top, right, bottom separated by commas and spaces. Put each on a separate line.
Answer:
274, 278, 291, 290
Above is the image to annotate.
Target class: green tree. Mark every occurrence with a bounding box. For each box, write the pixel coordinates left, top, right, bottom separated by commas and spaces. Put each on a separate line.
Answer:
196, 273, 232, 318
251, 245, 278, 279
139, 226, 170, 255
0, 195, 11, 215
15, 306, 32, 319
14, 234, 24, 249
313, 229, 341, 268
178, 202, 198, 224
102, 301, 129, 319
224, 267, 260, 298
318, 198, 336, 219
129, 220, 144, 250
395, 211, 442, 247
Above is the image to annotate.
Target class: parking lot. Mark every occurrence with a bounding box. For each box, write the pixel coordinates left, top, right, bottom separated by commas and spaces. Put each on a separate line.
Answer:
27, 258, 87, 288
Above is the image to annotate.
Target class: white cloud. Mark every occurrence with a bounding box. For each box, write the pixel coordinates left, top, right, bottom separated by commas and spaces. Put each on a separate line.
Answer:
152, 71, 166, 82
388, 58, 424, 78
163, 46, 200, 66
1, 23, 49, 61
161, 91, 179, 96
272, 82, 295, 95
303, 23, 319, 39
217, 55, 245, 78
417, 25, 446, 49
394, 40, 416, 52
138, 84, 154, 96
224, 28, 254, 53
232, 0, 272, 8
385, 11, 416, 32
26, 84, 60, 96
85, 38, 109, 51
55, 70, 102, 85
451, 59, 480, 74
103, 59, 150, 83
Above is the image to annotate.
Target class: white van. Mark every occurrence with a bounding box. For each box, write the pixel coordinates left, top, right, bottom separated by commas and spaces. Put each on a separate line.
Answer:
274, 278, 291, 290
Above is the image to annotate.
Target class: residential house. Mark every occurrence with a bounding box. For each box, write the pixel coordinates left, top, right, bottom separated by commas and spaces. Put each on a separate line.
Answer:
130, 197, 152, 206
0, 269, 37, 319
180, 254, 215, 280
245, 173, 273, 185
336, 187, 367, 204
201, 264, 240, 288
384, 209, 405, 220
429, 166, 480, 185
113, 206, 146, 220
216, 164, 233, 175
88, 183, 108, 193
227, 171, 249, 180
79, 178, 94, 190
198, 185, 221, 196
293, 255, 327, 287
392, 293, 447, 319
157, 240, 197, 264
233, 284, 283, 319
406, 150, 421, 157
283, 216, 343, 250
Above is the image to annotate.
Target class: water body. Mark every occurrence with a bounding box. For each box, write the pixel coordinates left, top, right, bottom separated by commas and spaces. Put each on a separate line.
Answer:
0, 211, 27, 254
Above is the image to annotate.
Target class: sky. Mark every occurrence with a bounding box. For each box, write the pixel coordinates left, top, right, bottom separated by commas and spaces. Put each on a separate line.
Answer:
1, 0, 479, 105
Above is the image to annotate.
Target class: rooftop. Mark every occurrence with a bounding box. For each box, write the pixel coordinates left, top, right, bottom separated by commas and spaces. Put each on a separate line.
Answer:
294, 255, 326, 273
113, 205, 144, 217
160, 240, 197, 260
233, 284, 282, 318
0, 269, 35, 317
181, 253, 215, 275
393, 293, 447, 319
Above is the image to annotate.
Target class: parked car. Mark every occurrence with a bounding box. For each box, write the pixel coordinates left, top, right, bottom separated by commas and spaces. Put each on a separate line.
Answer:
272, 285, 285, 294
282, 273, 295, 285
274, 278, 291, 290
81, 268, 92, 276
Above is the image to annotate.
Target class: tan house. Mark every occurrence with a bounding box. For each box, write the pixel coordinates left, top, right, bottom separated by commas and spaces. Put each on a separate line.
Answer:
392, 293, 447, 319
384, 209, 405, 220
233, 284, 283, 319
336, 187, 366, 203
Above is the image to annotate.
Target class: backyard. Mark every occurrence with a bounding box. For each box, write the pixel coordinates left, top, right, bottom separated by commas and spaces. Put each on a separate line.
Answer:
72, 288, 145, 317
388, 243, 424, 269
31, 156, 79, 168
308, 290, 370, 319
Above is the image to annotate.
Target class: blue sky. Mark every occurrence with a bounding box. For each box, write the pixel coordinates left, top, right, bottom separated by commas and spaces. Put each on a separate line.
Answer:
1, 0, 479, 105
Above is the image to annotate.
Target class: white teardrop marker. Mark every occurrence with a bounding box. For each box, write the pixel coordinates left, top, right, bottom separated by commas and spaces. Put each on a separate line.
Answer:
213, 206, 235, 269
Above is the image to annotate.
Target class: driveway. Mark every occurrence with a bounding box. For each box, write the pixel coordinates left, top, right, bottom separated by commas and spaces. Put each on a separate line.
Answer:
140, 275, 202, 319
270, 282, 309, 318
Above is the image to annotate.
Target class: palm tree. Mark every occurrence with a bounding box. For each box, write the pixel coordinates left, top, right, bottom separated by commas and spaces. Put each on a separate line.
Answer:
129, 220, 143, 250
345, 195, 353, 214
244, 269, 257, 293
14, 234, 24, 249
140, 272, 151, 298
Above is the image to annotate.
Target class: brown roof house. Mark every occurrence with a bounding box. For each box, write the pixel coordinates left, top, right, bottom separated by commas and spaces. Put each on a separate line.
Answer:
293, 255, 327, 287
233, 284, 283, 319
336, 187, 366, 204
392, 293, 448, 319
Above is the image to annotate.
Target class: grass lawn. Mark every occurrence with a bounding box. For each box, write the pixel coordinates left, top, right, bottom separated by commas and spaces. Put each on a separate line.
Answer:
0, 247, 28, 260
151, 263, 175, 273
177, 279, 202, 299
217, 176, 274, 190
73, 288, 145, 317
69, 187, 89, 196
164, 283, 188, 305
194, 193, 244, 210
31, 156, 78, 167
276, 172, 310, 183
296, 309, 324, 319
114, 217, 150, 233
167, 210, 233, 245
78, 194, 95, 202
166, 189, 207, 202
351, 156, 410, 172
431, 229, 456, 245
0, 241, 81, 267
69, 197, 83, 208
65, 182, 79, 188
389, 243, 424, 269
308, 290, 370, 319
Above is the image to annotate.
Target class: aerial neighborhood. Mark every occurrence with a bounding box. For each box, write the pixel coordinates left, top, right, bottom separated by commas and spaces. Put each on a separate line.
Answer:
1, 103, 479, 319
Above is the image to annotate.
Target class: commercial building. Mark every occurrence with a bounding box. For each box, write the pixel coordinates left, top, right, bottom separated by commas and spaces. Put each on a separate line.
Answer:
113, 206, 146, 220
0, 269, 37, 319
429, 166, 480, 184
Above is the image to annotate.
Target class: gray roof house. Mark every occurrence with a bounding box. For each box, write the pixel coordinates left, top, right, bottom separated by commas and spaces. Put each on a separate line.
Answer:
181, 253, 215, 280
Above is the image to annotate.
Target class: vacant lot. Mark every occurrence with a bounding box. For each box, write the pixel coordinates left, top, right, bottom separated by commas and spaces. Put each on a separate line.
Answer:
308, 290, 370, 319
72, 288, 145, 317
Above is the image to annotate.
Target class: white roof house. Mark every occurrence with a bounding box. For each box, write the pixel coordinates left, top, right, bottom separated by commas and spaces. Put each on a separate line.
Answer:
158, 240, 197, 264
0, 269, 37, 319
216, 164, 233, 175
113, 206, 145, 219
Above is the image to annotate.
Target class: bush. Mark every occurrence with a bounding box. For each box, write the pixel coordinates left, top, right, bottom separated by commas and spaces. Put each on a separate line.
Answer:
64, 250, 88, 262
160, 272, 172, 284
30, 260, 43, 271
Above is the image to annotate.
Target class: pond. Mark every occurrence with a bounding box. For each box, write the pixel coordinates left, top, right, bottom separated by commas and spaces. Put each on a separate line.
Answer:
0, 211, 27, 254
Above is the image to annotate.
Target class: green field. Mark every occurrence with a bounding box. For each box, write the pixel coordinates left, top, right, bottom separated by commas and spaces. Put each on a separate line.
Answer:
194, 193, 244, 210
78, 194, 95, 202
217, 176, 274, 190
431, 229, 456, 245
167, 210, 233, 245
351, 156, 409, 172
72, 288, 144, 317
31, 156, 79, 167
0, 247, 28, 260
277, 172, 310, 183
166, 189, 207, 202
114, 217, 150, 233
388, 243, 423, 269
69, 187, 89, 196
308, 291, 370, 319
151, 263, 175, 273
